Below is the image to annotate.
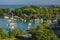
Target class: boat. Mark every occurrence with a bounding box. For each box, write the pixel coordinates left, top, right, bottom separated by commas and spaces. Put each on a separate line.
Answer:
28, 23, 31, 26
7, 13, 17, 29
8, 20, 12, 22
30, 20, 33, 23
53, 19, 57, 23
35, 18, 40, 24
9, 23, 17, 29
24, 20, 26, 22
27, 23, 31, 30
40, 18, 43, 23
4, 16, 9, 19
14, 19, 17, 21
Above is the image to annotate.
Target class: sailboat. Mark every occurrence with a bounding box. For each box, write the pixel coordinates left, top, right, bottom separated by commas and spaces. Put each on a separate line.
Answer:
7, 13, 17, 29
27, 23, 31, 30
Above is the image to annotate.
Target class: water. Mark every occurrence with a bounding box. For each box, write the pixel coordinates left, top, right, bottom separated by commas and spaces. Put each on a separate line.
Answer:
0, 5, 40, 32
0, 5, 25, 10
0, 19, 40, 32
0, 5, 51, 10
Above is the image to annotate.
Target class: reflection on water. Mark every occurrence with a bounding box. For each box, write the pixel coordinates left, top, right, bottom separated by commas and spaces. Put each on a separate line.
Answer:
0, 19, 40, 32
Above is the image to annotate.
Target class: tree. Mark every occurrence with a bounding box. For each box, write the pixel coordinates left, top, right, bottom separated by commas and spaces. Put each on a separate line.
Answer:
14, 8, 22, 16
0, 28, 7, 39
0, 9, 4, 16
8, 29, 25, 38
32, 29, 58, 40
8, 29, 18, 38
30, 22, 58, 40
3, 8, 11, 13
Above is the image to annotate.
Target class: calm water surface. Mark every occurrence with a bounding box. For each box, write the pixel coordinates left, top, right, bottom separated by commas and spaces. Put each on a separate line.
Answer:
0, 5, 26, 10
0, 19, 40, 32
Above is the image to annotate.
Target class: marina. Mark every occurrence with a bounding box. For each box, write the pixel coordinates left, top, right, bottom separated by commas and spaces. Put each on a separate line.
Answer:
0, 18, 40, 32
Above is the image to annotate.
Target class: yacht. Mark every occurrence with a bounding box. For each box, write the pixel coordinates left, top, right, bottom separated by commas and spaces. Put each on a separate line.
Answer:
8, 20, 12, 22
7, 13, 17, 29
4, 16, 9, 19
27, 23, 31, 30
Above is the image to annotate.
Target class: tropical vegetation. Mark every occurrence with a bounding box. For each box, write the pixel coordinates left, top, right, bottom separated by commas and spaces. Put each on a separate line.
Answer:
0, 5, 60, 40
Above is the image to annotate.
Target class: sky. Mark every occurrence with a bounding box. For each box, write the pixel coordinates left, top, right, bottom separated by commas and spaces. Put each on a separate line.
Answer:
0, 0, 60, 5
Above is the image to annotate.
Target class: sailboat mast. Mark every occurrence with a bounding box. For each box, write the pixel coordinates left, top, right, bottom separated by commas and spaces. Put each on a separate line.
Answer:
12, 13, 14, 23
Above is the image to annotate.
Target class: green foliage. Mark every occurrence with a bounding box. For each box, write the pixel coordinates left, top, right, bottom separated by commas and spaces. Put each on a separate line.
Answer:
29, 22, 58, 40
32, 26, 58, 40
0, 5, 60, 20
0, 28, 7, 39
3, 8, 11, 13
8, 29, 25, 38
14, 8, 22, 16
43, 21, 50, 29
13, 5, 60, 20
32, 29, 58, 40
0, 9, 4, 16
0, 5, 60, 40
8, 29, 18, 38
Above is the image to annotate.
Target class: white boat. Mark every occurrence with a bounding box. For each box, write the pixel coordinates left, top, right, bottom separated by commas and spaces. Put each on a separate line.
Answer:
8, 20, 12, 22
10, 23, 17, 26
7, 23, 17, 29
7, 13, 17, 29
53, 19, 57, 22
27, 26, 31, 30
24, 20, 26, 22
11, 26, 15, 29
14, 19, 17, 21
30, 20, 33, 23
40, 18, 43, 23
9, 23, 17, 29
35, 18, 40, 23
27, 23, 31, 30
4, 16, 9, 19
28, 23, 31, 26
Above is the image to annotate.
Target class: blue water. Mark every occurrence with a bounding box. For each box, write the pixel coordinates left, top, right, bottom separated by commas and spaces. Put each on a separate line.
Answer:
0, 5, 25, 10
0, 5, 51, 10
0, 5, 40, 32
0, 19, 40, 32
